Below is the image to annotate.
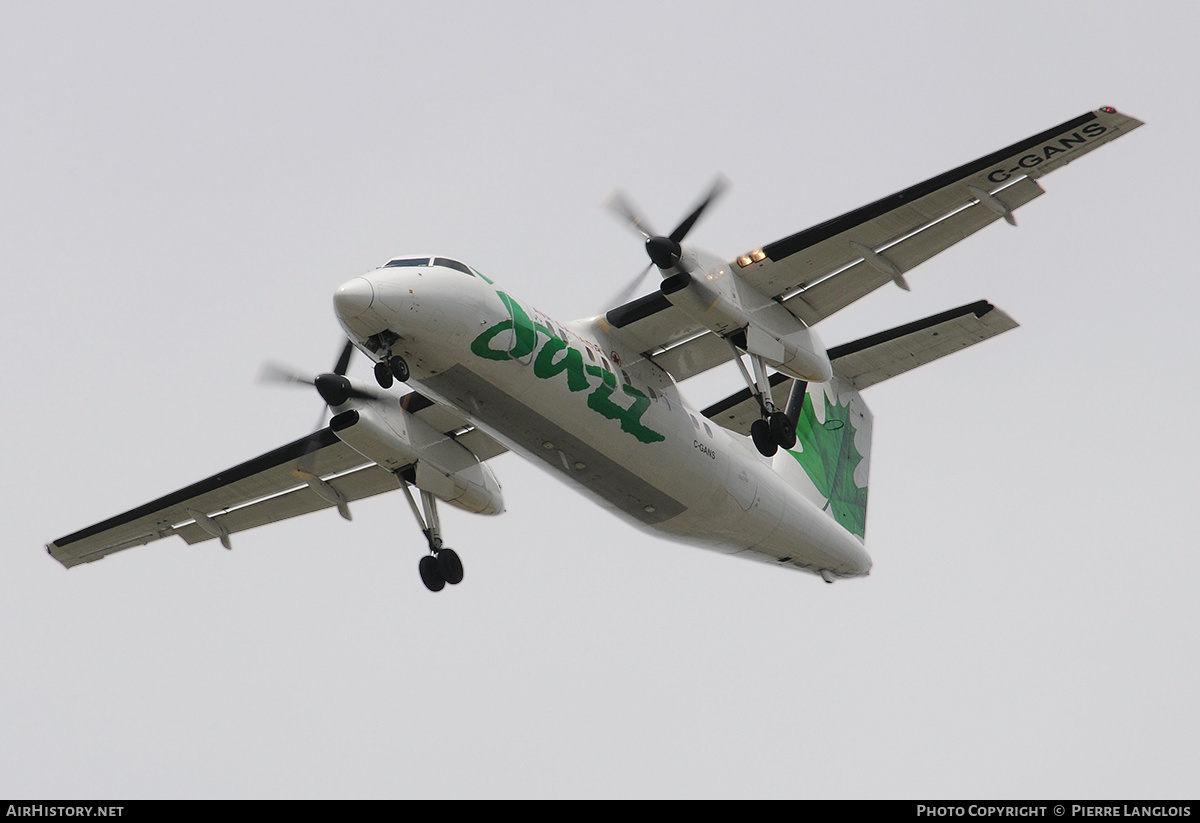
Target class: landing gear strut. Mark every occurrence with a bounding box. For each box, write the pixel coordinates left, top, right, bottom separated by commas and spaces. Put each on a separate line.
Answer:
374, 354, 410, 389
397, 474, 463, 592
729, 340, 798, 457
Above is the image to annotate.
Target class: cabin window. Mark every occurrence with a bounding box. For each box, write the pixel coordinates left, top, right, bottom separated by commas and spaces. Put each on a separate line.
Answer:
586, 348, 596, 362
690, 415, 699, 430
703, 422, 712, 437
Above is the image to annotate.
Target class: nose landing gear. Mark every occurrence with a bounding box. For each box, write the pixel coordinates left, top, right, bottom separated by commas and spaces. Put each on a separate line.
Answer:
397, 473, 463, 592
374, 354, 411, 389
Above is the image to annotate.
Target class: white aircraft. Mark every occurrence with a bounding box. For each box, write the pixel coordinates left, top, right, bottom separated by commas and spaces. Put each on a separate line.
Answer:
47, 107, 1143, 590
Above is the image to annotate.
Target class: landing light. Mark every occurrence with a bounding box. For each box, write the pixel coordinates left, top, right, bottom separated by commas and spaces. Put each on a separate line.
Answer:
737, 250, 767, 268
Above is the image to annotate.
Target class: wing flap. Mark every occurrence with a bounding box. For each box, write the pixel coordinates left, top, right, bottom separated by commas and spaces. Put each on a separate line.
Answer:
828, 300, 1019, 390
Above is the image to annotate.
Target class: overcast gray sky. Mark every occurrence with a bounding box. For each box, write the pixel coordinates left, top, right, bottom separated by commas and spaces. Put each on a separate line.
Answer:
3, 1, 1197, 799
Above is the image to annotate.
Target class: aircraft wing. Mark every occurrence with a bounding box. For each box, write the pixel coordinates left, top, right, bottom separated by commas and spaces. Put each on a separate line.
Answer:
603, 107, 1140, 380
47, 391, 507, 568
737, 107, 1142, 325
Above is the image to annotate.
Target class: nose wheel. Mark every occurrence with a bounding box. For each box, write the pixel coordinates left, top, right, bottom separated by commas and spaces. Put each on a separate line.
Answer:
374, 355, 411, 389
397, 473, 464, 592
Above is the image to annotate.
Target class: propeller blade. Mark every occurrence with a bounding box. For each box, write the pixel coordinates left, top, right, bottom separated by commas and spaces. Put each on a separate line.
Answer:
259, 363, 315, 388
606, 190, 656, 239
333, 339, 355, 376
669, 176, 727, 243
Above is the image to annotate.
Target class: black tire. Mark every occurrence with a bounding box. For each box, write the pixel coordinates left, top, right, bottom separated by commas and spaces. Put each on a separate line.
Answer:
419, 555, 445, 592
389, 356, 410, 383
436, 548, 464, 585
768, 411, 797, 450
374, 360, 394, 389
750, 418, 777, 457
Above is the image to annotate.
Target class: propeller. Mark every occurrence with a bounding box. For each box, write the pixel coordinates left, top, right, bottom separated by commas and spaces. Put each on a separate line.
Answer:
605, 177, 727, 306
260, 339, 385, 413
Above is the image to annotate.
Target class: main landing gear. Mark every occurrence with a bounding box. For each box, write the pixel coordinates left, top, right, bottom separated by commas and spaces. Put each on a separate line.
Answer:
397, 474, 463, 592
729, 341, 799, 458
373, 354, 410, 389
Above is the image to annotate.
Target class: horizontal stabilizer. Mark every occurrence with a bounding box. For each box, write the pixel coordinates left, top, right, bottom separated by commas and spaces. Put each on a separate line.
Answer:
827, 300, 1018, 390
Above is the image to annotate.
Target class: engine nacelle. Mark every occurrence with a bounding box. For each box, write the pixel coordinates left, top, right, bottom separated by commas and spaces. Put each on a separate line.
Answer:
661, 272, 831, 382
329, 404, 504, 515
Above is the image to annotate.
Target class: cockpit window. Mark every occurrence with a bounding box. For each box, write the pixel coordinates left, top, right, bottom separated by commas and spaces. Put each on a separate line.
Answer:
384, 257, 430, 268
433, 257, 474, 277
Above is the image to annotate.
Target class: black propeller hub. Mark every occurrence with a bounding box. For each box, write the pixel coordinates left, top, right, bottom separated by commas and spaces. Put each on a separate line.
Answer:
646, 236, 683, 271
314, 373, 353, 407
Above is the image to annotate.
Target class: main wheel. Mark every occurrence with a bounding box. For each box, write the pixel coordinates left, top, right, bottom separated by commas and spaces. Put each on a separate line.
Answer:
374, 360, 394, 389
750, 418, 777, 457
388, 356, 410, 383
768, 411, 797, 450
419, 555, 445, 592
436, 548, 464, 585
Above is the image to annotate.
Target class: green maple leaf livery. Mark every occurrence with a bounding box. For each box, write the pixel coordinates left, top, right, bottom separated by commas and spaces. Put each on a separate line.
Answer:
787, 391, 869, 538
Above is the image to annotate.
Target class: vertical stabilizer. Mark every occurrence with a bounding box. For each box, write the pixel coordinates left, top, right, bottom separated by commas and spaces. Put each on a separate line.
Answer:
773, 374, 873, 539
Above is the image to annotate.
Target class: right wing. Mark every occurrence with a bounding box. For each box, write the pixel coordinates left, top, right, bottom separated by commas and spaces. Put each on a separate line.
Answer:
47, 391, 507, 568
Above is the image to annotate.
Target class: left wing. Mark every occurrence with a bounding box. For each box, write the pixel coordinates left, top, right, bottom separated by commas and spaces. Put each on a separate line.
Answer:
47, 391, 507, 568
738, 106, 1142, 325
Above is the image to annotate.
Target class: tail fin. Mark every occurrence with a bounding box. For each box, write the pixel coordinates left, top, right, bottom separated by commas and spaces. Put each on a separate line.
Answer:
774, 375, 873, 539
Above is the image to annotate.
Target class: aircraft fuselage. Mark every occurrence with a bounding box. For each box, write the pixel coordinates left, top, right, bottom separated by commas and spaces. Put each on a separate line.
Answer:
333, 259, 872, 580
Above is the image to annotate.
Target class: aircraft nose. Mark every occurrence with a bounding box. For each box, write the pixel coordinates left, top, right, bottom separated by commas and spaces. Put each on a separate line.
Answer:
334, 277, 375, 321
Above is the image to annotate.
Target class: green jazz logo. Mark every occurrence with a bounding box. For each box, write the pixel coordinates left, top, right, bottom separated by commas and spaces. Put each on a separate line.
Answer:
470, 292, 665, 444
